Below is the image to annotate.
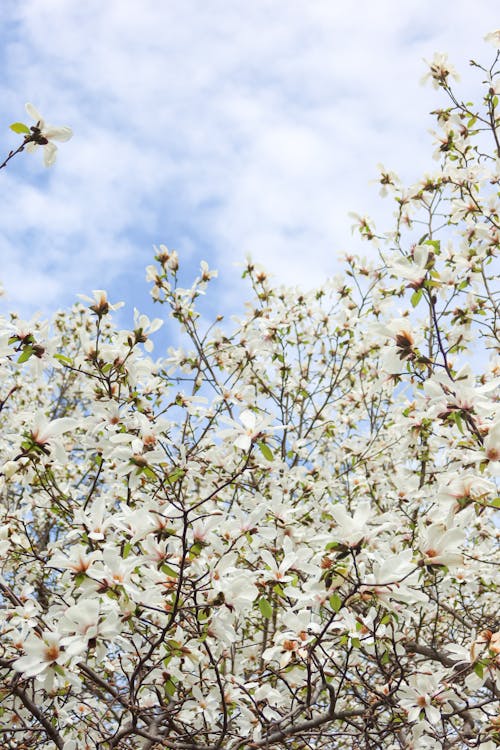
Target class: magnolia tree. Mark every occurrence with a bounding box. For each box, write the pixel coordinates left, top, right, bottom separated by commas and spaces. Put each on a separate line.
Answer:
0, 37, 499, 750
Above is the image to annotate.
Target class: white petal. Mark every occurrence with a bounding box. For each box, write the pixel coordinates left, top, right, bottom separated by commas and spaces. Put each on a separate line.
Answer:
13, 655, 47, 677
239, 410, 256, 430
45, 417, 78, 436
44, 125, 73, 142
43, 143, 58, 167
234, 434, 252, 451
25, 102, 44, 125
413, 245, 430, 268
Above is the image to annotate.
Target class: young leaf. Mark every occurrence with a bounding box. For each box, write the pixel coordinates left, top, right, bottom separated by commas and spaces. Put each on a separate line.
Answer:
10, 122, 30, 135
54, 353, 73, 365
160, 564, 178, 578
411, 289, 423, 308
258, 442, 274, 461
164, 678, 177, 698
259, 597, 273, 619
329, 593, 342, 612
17, 347, 33, 363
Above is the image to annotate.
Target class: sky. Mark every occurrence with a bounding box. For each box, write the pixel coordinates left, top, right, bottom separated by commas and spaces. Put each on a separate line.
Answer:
0, 0, 499, 334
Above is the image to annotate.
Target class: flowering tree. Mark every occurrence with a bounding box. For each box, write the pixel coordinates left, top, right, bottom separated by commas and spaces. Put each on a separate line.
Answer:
0, 38, 499, 750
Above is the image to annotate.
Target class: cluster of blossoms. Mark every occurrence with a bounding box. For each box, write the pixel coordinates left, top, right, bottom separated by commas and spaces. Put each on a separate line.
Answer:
0, 35, 499, 750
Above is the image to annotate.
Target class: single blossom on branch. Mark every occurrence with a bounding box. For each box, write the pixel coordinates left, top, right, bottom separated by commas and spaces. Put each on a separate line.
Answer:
0, 102, 72, 170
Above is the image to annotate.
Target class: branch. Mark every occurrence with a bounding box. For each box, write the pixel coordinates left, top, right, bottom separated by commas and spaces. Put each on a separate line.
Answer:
11, 681, 64, 749
403, 640, 456, 668
77, 662, 129, 708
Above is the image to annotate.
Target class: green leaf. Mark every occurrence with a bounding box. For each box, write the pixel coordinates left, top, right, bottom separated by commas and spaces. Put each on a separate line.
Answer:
10, 122, 30, 134
160, 563, 178, 578
411, 289, 423, 308
17, 347, 33, 363
473, 661, 484, 679
142, 466, 158, 480
165, 468, 185, 484
450, 411, 464, 434
164, 678, 177, 698
259, 597, 273, 619
258, 442, 274, 461
54, 353, 73, 365
329, 593, 342, 612
423, 239, 440, 252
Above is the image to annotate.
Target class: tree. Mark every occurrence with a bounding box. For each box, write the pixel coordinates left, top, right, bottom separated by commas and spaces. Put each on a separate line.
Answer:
0, 35, 498, 750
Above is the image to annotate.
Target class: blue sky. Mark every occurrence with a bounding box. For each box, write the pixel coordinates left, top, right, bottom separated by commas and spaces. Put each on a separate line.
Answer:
0, 0, 499, 334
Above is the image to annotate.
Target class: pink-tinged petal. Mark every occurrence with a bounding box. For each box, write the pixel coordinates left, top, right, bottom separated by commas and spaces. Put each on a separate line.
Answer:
43, 125, 73, 142
43, 143, 58, 167
25, 102, 44, 125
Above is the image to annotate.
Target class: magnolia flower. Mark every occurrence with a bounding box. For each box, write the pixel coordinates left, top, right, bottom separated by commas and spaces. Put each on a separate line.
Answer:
443, 631, 500, 670
210, 552, 259, 613
360, 549, 427, 606
23, 415, 78, 463
484, 418, 500, 462
329, 500, 374, 547
24, 103, 73, 166
221, 409, 285, 451
388, 245, 431, 286
59, 599, 122, 657
397, 671, 449, 725
374, 318, 422, 376
77, 289, 125, 317
484, 29, 500, 48
421, 53, 460, 89
13, 630, 69, 678
418, 522, 464, 568
132, 308, 163, 352
179, 684, 220, 723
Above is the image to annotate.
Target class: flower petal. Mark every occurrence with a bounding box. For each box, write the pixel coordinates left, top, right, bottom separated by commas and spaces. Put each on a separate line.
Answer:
43, 125, 73, 142
25, 102, 44, 125
43, 143, 58, 167
239, 410, 256, 430
234, 434, 252, 451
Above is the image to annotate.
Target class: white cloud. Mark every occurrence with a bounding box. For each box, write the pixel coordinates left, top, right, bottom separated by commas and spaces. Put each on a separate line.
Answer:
0, 0, 498, 320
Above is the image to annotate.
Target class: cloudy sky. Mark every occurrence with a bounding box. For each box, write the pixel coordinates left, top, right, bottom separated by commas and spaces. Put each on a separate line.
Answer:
0, 0, 498, 330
